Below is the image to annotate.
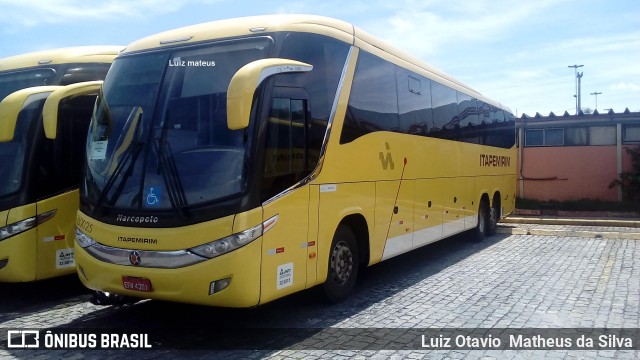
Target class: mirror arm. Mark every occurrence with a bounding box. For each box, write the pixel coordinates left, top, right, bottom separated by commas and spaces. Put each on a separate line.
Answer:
227, 58, 312, 130
0, 86, 62, 142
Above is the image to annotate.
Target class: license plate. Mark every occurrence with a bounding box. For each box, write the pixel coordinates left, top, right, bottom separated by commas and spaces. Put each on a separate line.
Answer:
122, 276, 153, 292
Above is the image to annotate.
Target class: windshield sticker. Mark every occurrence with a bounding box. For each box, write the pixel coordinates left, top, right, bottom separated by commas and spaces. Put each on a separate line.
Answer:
56, 248, 75, 269
277, 262, 293, 290
89, 140, 108, 160
145, 186, 161, 207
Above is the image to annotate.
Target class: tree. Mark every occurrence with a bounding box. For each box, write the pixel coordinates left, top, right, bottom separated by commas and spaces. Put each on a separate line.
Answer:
581, 107, 593, 114
609, 146, 640, 202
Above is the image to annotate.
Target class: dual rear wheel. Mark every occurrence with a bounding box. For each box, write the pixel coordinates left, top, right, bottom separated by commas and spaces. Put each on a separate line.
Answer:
473, 198, 499, 242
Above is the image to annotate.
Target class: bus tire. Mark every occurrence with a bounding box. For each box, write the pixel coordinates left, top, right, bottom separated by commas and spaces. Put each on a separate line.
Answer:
487, 202, 499, 236
323, 225, 359, 303
472, 200, 489, 242
91, 291, 139, 306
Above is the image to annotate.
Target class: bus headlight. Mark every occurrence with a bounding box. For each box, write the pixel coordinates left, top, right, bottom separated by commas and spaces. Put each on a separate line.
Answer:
76, 228, 97, 248
0, 210, 56, 242
0, 217, 37, 242
189, 223, 262, 259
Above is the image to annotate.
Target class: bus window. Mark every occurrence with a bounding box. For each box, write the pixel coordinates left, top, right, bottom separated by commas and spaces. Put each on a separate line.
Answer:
276, 33, 348, 120
263, 95, 309, 201
457, 92, 480, 144
276, 33, 350, 168
457, 92, 478, 128
396, 68, 432, 135
0, 98, 41, 197
0, 68, 56, 101
341, 51, 399, 143
477, 101, 491, 123
60, 63, 111, 85
35, 95, 95, 200
430, 81, 458, 140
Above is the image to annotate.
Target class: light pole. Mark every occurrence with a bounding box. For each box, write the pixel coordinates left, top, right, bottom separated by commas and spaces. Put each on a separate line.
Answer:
577, 72, 583, 113
590, 91, 602, 111
568, 64, 584, 114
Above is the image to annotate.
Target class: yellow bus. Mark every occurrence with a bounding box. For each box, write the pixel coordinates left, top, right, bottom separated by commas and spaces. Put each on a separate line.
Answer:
0, 46, 122, 282
68, 15, 516, 306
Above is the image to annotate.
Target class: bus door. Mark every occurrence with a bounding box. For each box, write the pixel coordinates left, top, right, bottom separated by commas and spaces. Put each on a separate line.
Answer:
34, 94, 95, 279
259, 88, 314, 303
34, 193, 77, 279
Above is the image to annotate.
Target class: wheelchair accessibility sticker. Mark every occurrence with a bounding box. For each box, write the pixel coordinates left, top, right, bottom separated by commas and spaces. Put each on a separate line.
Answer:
145, 187, 161, 207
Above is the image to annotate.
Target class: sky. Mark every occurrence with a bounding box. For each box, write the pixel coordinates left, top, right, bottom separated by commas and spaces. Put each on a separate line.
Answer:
0, 0, 638, 117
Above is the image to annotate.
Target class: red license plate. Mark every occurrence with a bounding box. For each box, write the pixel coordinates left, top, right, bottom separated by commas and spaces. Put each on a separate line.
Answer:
122, 276, 153, 292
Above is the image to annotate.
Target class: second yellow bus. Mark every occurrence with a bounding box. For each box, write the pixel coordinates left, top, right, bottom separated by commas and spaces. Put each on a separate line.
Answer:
0, 46, 121, 282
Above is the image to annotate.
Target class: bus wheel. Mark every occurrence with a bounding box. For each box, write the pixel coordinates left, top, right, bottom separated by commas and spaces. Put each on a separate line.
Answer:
323, 225, 359, 303
91, 291, 139, 306
487, 203, 499, 236
472, 200, 489, 242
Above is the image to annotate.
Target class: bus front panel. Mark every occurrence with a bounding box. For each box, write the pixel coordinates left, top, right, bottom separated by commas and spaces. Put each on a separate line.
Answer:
75, 211, 263, 307
0, 203, 37, 282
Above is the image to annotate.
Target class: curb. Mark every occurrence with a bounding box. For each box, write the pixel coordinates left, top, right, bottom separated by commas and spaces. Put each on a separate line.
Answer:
499, 215, 640, 240
501, 216, 640, 228
496, 225, 640, 240
513, 209, 640, 219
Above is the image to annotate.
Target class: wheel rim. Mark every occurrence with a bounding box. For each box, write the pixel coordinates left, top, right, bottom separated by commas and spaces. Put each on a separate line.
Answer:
330, 240, 353, 286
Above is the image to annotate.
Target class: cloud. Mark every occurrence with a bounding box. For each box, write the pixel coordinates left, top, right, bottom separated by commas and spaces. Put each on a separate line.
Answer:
360, 0, 639, 116
0, 0, 219, 28
611, 82, 640, 92
370, 0, 571, 59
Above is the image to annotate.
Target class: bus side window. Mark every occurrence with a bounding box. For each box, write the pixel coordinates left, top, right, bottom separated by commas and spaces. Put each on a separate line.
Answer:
262, 97, 309, 201
275, 32, 349, 157
341, 51, 399, 144
35, 96, 94, 199
59, 63, 110, 85
397, 68, 432, 135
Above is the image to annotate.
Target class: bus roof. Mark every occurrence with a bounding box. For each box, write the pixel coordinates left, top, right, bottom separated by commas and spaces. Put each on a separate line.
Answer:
0, 46, 124, 72
123, 14, 354, 54
122, 14, 508, 112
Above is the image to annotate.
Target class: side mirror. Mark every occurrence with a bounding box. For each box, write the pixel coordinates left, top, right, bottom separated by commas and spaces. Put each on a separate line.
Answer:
227, 58, 312, 130
0, 86, 62, 142
42, 80, 103, 139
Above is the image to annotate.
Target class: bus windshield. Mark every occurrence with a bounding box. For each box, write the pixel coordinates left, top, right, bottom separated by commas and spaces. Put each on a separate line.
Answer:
84, 37, 272, 214
0, 68, 57, 102
0, 68, 57, 199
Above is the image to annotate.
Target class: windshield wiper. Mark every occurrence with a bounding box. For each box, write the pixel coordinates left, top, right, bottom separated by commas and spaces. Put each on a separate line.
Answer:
154, 136, 188, 215
95, 106, 144, 208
